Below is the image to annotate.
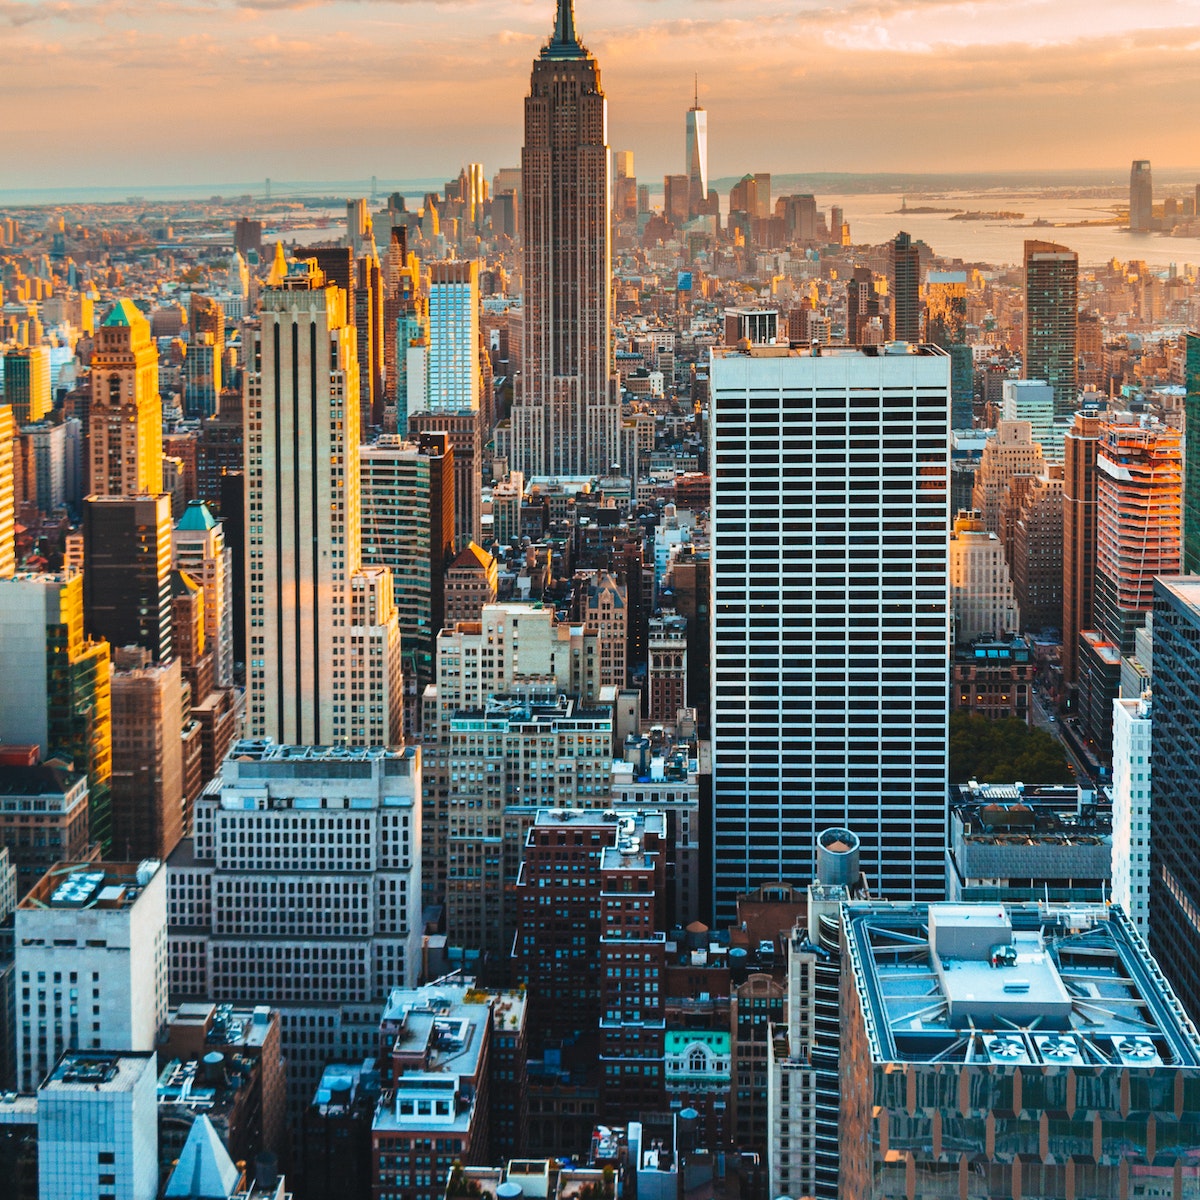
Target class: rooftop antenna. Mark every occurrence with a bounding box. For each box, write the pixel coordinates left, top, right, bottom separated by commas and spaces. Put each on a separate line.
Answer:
694, 74, 699, 109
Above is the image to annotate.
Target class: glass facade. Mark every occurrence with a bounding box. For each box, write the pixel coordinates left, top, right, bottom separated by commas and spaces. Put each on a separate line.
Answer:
1150, 578, 1200, 1027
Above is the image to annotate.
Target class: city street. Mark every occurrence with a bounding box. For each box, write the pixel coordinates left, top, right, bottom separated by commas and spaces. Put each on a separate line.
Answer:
1030, 690, 1104, 786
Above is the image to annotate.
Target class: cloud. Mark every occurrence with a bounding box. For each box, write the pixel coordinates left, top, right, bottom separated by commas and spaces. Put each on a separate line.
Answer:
3, 0, 1200, 186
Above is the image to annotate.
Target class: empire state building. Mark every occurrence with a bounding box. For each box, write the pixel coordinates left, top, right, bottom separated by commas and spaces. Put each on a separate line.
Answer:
513, 0, 619, 478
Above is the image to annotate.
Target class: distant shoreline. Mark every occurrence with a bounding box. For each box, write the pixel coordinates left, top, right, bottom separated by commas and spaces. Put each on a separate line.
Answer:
4, 167, 1200, 209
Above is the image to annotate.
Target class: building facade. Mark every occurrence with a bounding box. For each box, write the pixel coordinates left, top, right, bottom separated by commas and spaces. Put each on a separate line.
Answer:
166, 740, 423, 1115
948, 511, 1020, 642
709, 344, 950, 920
172, 499, 234, 690
15, 861, 167, 1091
360, 433, 455, 685
1023, 240, 1078, 417
1183, 333, 1200, 575
89, 300, 162, 498
38, 1051, 159, 1200
1112, 691, 1152, 936
83, 493, 174, 664
3, 347, 51, 427
0, 572, 113, 849
1149, 578, 1200, 1029
1062, 411, 1102, 687
243, 262, 402, 747
1093, 415, 1181, 654
513, 0, 619, 478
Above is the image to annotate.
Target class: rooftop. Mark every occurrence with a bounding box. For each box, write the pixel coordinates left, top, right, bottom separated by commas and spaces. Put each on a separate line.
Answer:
19, 859, 162, 910
167, 1001, 275, 1049
100, 298, 145, 328
0, 763, 88, 800
845, 902, 1200, 1069
225, 738, 414, 764
380, 982, 491, 1084
952, 782, 1111, 841
163, 1114, 241, 1199
175, 499, 219, 532
42, 1051, 156, 1093
712, 341, 947, 360
157, 1052, 259, 1119
1156, 575, 1200, 613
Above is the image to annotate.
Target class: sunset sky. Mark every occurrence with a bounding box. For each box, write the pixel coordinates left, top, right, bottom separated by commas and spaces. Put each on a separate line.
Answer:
3, 0, 1200, 190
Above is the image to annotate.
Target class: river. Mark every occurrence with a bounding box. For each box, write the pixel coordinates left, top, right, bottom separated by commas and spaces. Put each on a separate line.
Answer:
820, 190, 1200, 269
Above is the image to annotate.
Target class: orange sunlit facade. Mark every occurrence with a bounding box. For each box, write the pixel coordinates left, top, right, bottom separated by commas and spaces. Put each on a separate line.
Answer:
1094, 418, 1182, 653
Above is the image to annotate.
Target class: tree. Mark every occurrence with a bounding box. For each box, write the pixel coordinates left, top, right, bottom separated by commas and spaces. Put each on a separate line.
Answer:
949, 714, 1070, 784
446, 1164, 483, 1199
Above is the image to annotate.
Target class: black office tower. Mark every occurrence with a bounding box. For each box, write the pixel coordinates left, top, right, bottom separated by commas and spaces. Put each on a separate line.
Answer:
82, 493, 173, 663
1149, 576, 1200, 1025
890, 231, 921, 343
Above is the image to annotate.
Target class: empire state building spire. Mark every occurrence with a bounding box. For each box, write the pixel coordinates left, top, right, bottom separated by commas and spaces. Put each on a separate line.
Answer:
543, 0, 586, 58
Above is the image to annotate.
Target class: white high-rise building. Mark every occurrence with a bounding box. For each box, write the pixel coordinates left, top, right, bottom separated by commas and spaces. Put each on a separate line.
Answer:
167, 739, 423, 1114
38, 1051, 159, 1200
709, 343, 951, 921
244, 262, 402, 746
685, 82, 708, 217
172, 499, 234, 689
1112, 691, 1152, 934
15, 860, 167, 1090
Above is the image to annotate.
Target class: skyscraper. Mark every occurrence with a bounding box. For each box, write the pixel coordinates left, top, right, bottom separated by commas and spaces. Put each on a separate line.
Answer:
0, 571, 113, 848
427, 261, 481, 414
168, 739, 423, 1115
39, 1053, 161, 1200
926, 270, 974, 426
685, 79, 708, 218
513, 0, 619, 478
1111, 691, 1151, 936
1149, 576, 1200, 1023
0, 402, 14, 578
1130, 159, 1153, 232
1092, 416, 1181, 654
172, 499, 234, 690
185, 295, 224, 419
109, 650, 185, 861
1061, 411, 1102, 688
709, 343, 950, 923
1022, 240, 1078, 417
3, 346, 52, 425
89, 300, 162, 498
1078, 417, 1180, 751
83, 493, 174, 664
15, 859, 167, 1089
1183, 332, 1200, 574
889, 231, 921, 343
419, 260, 482, 546
243, 260, 402, 747
360, 432, 455, 685
846, 266, 881, 344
